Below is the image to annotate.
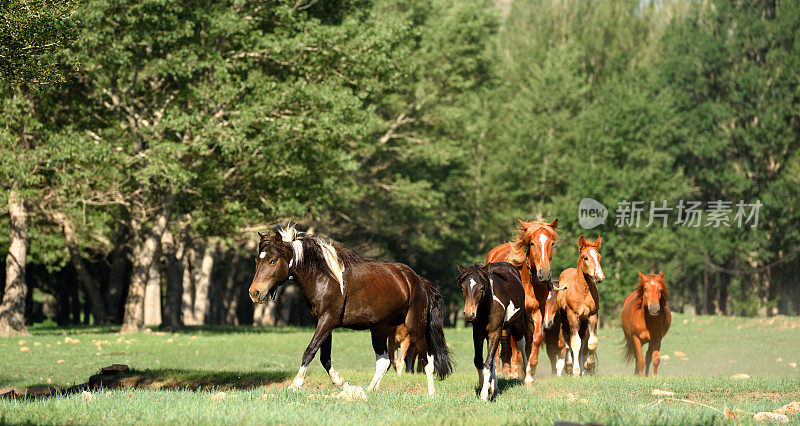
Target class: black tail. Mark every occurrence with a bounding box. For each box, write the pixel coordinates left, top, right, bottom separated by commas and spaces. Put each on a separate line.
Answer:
422, 279, 453, 380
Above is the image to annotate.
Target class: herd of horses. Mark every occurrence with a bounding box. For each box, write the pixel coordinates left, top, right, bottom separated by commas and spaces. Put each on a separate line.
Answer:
248, 219, 671, 400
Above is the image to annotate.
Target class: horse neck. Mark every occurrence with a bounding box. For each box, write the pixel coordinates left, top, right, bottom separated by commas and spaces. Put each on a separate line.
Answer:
574, 257, 593, 296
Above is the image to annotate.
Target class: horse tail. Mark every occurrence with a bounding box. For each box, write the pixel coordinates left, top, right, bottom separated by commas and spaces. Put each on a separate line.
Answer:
422, 279, 453, 380
621, 334, 636, 364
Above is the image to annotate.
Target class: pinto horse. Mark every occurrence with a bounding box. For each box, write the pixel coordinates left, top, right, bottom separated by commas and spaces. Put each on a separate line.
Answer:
248, 225, 452, 395
486, 218, 558, 378
457, 262, 533, 400
556, 235, 604, 376
621, 271, 671, 376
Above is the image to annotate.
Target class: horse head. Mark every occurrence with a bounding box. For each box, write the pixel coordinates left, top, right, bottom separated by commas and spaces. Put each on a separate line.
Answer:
249, 229, 294, 303
513, 218, 558, 288
638, 271, 668, 316
456, 263, 490, 323
578, 235, 605, 283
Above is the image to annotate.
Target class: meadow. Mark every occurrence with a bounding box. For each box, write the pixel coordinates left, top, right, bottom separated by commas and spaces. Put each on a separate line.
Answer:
1, 313, 799, 425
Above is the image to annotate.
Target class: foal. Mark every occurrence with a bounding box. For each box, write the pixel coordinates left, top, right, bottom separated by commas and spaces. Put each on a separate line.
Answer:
457, 262, 533, 401
556, 235, 604, 376
621, 271, 671, 376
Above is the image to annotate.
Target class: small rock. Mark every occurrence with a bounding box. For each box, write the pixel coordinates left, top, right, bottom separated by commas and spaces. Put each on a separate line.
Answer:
651, 389, 676, 397
774, 401, 800, 416
660, 355, 671, 361
19, 346, 30, 352
81, 391, 95, 401
17, 340, 25, 345
210, 391, 226, 401
190, 335, 198, 340
57, 359, 66, 364
65, 337, 80, 344
790, 363, 797, 368
166, 338, 174, 343
777, 357, 783, 362
674, 351, 687, 358
754, 412, 788, 423
731, 373, 751, 380
33, 342, 41, 346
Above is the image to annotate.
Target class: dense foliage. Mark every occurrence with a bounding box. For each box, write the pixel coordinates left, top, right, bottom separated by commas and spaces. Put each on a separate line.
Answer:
1, 0, 798, 330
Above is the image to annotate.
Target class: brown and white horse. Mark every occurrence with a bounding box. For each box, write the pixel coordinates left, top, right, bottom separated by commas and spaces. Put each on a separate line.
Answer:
457, 262, 533, 400
486, 218, 558, 378
249, 225, 452, 395
621, 271, 671, 376
556, 235, 604, 376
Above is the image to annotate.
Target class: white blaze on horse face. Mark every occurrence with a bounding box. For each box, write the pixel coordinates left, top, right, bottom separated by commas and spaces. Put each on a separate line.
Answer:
589, 249, 604, 281
259, 251, 266, 259
469, 278, 477, 291
538, 233, 549, 263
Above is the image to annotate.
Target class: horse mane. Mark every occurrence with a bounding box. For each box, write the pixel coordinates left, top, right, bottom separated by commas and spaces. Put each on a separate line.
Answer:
457, 263, 489, 285
277, 224, 357, 294
507, 218, 558, 267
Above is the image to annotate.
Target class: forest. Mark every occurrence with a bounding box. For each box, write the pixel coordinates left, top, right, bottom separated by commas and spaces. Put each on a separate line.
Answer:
1, 0, 799, 336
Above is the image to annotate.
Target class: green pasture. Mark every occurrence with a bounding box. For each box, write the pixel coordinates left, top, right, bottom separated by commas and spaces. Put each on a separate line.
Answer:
1, 313, 799, 424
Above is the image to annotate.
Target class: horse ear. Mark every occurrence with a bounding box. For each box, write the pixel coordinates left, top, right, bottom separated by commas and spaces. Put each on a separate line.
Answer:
456, 264, 465, 273
578, 236, 586, 248
257, 231, 264, 239
272, 229, 282, 242
517, 218, 528, 229
594, 235, 601, 247
549, 218, 558, 229
638, 271, 646, 281
658, 270, 664, 278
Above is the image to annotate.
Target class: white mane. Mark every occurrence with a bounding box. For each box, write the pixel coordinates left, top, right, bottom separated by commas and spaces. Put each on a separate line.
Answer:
278, 224, 345, 294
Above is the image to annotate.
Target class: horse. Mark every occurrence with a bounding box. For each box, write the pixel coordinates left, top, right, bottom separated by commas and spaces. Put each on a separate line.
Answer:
486, 218, 558, 378
555, 235, 605, 376
388, 324, 413, 374
248, 225, 452, 395
621, 271, 671, 376
457, 262, 533, 400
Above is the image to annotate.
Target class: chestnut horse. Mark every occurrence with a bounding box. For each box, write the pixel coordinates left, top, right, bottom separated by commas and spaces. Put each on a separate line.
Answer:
621, 271, 671, 376
556, 235, 604, 376
457, 262, 533, 400
249, 225, 452, 395
486, 218, 558, 378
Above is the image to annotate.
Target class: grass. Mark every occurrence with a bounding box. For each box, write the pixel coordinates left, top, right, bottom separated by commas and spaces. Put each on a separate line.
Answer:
1, 313, 799, 424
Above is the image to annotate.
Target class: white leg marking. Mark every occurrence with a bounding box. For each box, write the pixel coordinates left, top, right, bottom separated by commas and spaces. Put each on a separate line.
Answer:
505, 301, 520, 322
289, 365, 307, 390
367, 352, 391, 391
328, 366, 346, 387
570, 333, 582, 376
490, 362, 498, 397
425, 354, 435, 396
555, 356, 565, 376
480, 367, 491, 401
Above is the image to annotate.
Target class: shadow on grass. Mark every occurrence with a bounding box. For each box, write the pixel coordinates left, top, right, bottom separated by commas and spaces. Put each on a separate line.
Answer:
26, 324, 316, 336
114, 368, 294, 391
1, 369, 294, 400
472, 377, 527, 400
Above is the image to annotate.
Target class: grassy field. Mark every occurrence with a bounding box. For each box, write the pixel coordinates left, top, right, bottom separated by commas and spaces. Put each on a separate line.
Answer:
1, 313, 799, 424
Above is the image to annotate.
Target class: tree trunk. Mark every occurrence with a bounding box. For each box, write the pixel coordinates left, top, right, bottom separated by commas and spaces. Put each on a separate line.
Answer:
49, 210, 108, 325
161, 227, 184, 330
106, 226, 129, 322
0, 190, 29, 336
121, 196, 173, 333
143, 246, 163, 327
192, 240, 217, 325
180, 240, 197, 325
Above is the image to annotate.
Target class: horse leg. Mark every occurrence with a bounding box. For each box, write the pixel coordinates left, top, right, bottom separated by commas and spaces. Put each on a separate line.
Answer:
644, 342, 653, 377
631, 335, 645, 376
528, 308, 544, 378
395, 334, 411, 375
566, 312, 582, 376
517, 322, 534, 384
388, 331, 398, 374
473, 326, 486, 389
583, 315, 598, 374
407, 306, 435, 395
290, 315, 336, 390
367, 328, 391, 391
320, 334, 346, 387
651, 339, 662, 376
481, 330, 502, 401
